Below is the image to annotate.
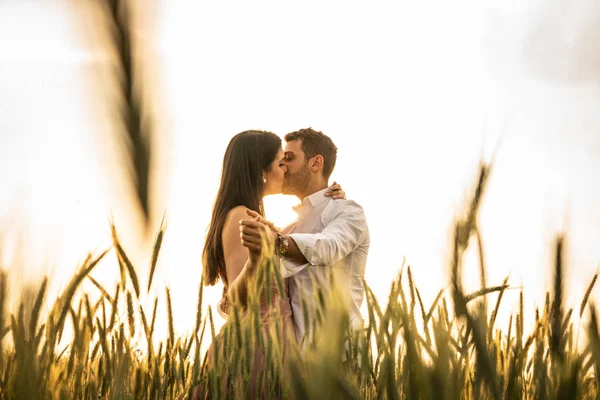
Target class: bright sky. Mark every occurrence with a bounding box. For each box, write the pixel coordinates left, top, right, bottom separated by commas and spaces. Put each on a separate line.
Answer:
0, 1, 599, 339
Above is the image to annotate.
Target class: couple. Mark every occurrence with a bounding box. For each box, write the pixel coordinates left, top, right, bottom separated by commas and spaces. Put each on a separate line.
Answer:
195, 128, 369, 398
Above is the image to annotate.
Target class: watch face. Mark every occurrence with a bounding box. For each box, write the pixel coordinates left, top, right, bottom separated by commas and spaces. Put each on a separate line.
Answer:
278, 239, 287, 255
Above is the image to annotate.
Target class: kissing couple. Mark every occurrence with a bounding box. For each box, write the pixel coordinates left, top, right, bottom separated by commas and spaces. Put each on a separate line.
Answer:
193, 128, 370, 399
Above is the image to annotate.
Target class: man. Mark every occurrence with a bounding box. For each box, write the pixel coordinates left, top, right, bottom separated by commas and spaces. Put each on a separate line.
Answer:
241, 128, 370, 346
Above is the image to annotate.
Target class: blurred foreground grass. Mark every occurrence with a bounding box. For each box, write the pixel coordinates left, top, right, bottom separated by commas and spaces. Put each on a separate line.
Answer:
1, 164, 599, 399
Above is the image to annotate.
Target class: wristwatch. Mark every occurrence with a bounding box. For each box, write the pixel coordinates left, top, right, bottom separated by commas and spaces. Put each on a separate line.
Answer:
276, 233, 289, 257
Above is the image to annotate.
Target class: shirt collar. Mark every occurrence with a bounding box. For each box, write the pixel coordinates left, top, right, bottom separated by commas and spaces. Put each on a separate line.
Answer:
292, 188, 330, 214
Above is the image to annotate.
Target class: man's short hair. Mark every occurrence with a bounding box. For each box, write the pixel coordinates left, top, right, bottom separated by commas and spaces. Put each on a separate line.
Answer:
284, 128, 338, 179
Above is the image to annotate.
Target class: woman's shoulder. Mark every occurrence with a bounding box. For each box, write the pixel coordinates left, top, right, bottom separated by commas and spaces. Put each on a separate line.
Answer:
223, 206, 250, 231
222, 206, 249, 253
225, 206, 249, 222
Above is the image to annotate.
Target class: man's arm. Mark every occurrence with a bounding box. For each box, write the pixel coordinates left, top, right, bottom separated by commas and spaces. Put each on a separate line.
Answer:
284, 203, 368, 267
240, 203, 368, 276
283, 237, 308, 263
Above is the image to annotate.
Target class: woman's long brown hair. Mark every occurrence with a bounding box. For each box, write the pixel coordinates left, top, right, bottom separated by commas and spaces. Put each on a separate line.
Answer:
202, 130, 282, 287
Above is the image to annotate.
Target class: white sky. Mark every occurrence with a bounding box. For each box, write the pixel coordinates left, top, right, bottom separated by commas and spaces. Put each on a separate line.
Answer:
0, 1, 599, 338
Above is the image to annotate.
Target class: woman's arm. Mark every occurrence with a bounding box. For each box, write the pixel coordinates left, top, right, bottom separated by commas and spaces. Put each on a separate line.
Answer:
222, 206, 261, 309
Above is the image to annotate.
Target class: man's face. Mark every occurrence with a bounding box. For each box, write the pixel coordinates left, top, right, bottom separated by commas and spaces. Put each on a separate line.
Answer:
282, 140, 310, 196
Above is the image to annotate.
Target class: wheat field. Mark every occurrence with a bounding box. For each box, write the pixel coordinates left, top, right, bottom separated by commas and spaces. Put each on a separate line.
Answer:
0, 164, 599, 399
1, 0, 597, 398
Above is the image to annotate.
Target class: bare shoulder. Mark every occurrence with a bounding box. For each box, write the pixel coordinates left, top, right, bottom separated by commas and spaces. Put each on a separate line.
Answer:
225, 206, 250, 223
223, 206, 250, 234
222, 207, 250, 284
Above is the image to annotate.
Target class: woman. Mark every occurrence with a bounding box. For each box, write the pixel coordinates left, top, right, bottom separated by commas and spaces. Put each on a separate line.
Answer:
193, 130, 344, 399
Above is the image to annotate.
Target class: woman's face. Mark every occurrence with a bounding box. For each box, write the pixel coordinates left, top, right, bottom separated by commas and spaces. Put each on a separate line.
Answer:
263, 148, 287, 196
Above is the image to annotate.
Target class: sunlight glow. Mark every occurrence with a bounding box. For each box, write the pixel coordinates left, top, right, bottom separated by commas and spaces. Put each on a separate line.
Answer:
0, 1, 599, 342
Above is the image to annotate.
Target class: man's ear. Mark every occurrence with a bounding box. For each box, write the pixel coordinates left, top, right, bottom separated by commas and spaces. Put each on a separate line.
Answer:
310, 155, 324, 172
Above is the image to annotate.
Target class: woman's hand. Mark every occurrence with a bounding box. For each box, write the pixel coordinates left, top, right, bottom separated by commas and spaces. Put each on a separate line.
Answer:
239, 214, 276, 265
324, 181, 346, 200
244, 209, 279, 233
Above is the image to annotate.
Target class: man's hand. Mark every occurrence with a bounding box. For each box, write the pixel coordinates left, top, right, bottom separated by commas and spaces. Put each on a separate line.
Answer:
239, 216, 276, 264
244, 209, 308, 264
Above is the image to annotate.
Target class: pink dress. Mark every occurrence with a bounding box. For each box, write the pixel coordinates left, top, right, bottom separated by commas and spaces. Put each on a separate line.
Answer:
192, 275, 295, 399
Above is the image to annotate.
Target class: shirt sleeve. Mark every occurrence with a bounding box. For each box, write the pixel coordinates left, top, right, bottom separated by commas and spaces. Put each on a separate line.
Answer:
280, 257, 309, 278
288, 202, 368, 267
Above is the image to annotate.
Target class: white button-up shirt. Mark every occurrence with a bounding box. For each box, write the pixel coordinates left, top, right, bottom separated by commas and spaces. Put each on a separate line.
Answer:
281, 188, 370, 344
